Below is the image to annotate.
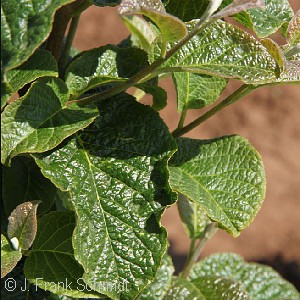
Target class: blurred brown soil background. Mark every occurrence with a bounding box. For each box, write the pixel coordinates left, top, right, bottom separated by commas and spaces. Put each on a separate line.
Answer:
72, 1, 300, 286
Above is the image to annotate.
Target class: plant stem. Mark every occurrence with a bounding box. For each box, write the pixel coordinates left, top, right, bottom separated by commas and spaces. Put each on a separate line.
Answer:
177, 109, 187, 130
67, 20, 213, 106
59, 15, 80, 73
181, 223, 218, 278
172, 84, 255, 138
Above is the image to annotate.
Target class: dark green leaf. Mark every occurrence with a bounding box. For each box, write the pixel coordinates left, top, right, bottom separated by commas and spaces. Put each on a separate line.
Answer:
138, 254, 174, 300
7, 201, 41, 250
164, 277, 205, 300
177, 194, 211, 239
1, 0, 76, 72
150, 20, 277, 84
2, 156, 57, 216
169, 136, 266, 237
92, 0, 120, 6
1, 50, 58, 108
173, 73, 227, 112
119, 0, 187, 43
190, 253, 300, 300
24, 211, 103, 298
164, 0, 209, 22
192, 276, 250, 300
1, 77, 98, 165
34, 93, 177, 299
1, 235, 22, 278
65, 45, 149, 98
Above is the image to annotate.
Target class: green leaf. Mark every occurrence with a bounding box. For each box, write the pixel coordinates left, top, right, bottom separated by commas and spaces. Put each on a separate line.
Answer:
173, 73, 227, 112
287, 10, 300, 47
221, 0, 294, 38
33, 93, 177, 299
1, 0, 76, 72
163, 0, 209, 22
92, 0, 120, 6
119, 0, 187, 43
192, 276, 250, 300
65, 45, 149, 98
169, 136, 266, 237
1, 234, 22, 278
2, 156, 57, 216
1, 77, 98, 165
177, 194, 211, 239
164, 277, 205, 300
123, 15, 157, 52
138, 254, 174, 300
189, 253, 300, 300
151, 20, 277, 84
7, 201, 41, 250
24, 211, 103, 298
1, 50, 58, 109
135, 83, 167, 110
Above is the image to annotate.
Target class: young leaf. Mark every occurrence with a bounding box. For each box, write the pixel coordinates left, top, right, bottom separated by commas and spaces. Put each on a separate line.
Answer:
119, 0, 187, 43
213, 0, 265, 20
2, 156, 57, 216
1, 0, 76, 72
1, 77, 98, 165
7, 201, 41, 250
189, 253, 300, 300
150, 20, 277, 84
164, 277, 205, 300
65, 45, 149, 98
33, 93, 177, 299
221, 0, 294, 38
191, 276, 250, 300
287, 10, 300, 45
177, 194, 211, 239
1, 50, 58, 108
1, 234, 22, 278
163, 0, 210, 22
138, 254, 174, 300
24, 211, 103, 298
173, 73, 227, 112
123, 15, 157, 52
169, 136, 266, 237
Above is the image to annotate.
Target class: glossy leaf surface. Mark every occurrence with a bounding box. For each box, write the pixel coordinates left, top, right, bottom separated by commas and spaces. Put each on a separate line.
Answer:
169, 136, 266, 237
34, 93, 177, 299
1, 77, 98, 165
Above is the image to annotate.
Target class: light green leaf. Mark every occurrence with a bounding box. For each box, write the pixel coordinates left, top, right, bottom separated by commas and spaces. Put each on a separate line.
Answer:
190, 253, 300, 300
119, 0, 187, 43
1, 77, 98, 165
169, 136, 266, 237
24, 211, 103, 298
33, 93, 177, 300
163, 0, 209, 22
1, 234, 22, 278
192, 276, 250, 300
7, 201, 41, 250
138, 254, 174, 300
65, 45, 148, 98
287, 10, 300, 47
1, 0, 76, 72
221, 0, 294, 38
173, 73, 227, 112
151, 20, 277, 84
2, 156, 57, 216
123, 15, 157, 52
177, 194, 211, 239
164, 277, 205, 300
1, 50, 58, 108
